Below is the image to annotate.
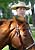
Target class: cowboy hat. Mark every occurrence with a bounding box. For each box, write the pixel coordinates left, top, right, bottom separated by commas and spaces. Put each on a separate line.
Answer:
11, 2, 30, 10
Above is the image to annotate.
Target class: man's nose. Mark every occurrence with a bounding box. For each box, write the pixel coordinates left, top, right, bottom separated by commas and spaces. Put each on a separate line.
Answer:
21, 9, 24, 11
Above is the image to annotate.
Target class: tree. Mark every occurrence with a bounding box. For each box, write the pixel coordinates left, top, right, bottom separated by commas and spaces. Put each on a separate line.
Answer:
0, 0, 35, 24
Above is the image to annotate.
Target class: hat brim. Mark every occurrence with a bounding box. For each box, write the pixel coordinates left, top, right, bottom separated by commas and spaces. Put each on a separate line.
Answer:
11, 4, 30, 10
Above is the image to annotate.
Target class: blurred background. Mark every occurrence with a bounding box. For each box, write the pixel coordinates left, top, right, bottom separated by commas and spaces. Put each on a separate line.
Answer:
0, 0, 35, 50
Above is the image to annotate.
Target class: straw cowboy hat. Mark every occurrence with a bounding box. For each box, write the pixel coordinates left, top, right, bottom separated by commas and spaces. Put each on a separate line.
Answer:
11, 2, 30, 10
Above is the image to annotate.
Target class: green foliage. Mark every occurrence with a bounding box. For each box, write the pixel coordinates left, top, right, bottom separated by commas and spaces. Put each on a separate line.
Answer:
29, 15, 33, 24
0, 0, 35, 19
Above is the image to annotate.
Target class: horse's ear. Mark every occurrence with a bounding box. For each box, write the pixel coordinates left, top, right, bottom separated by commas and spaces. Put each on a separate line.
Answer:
13, 16, 17, 23
13, 16, 16, 20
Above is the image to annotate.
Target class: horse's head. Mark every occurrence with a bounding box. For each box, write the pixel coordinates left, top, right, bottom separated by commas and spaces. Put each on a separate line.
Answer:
9, 19, 34, 50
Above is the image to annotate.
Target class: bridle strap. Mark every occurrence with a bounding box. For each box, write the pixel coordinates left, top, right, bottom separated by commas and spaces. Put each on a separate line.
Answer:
16, 24, 25, 49
26, 42, 35, 50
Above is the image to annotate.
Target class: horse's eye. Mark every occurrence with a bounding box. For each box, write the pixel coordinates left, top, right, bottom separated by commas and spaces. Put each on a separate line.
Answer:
23, 29, 25, 31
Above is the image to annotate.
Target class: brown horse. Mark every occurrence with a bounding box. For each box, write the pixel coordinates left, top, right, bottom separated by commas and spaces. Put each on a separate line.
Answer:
0, 18, 35, 50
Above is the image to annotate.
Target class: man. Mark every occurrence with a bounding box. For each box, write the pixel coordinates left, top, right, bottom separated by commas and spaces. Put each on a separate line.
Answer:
9, 2, 30, 50
11, 2, 30, 20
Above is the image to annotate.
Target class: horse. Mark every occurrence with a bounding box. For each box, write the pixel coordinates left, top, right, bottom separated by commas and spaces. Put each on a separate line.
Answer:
0, 18, 35, 50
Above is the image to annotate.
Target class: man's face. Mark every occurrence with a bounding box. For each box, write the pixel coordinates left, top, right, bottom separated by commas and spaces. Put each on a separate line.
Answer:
16, 7, 26, 17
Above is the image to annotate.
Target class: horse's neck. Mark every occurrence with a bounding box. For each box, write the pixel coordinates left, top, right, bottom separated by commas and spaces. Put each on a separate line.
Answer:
0, 19, 16, 49
0, 20, 10, 49
0, 35, 9, 49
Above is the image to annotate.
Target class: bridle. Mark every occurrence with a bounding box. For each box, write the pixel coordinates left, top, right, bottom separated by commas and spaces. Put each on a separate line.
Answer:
26, 42, 35, 50
26, 29, 35, 50
15, 24, 25, 49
